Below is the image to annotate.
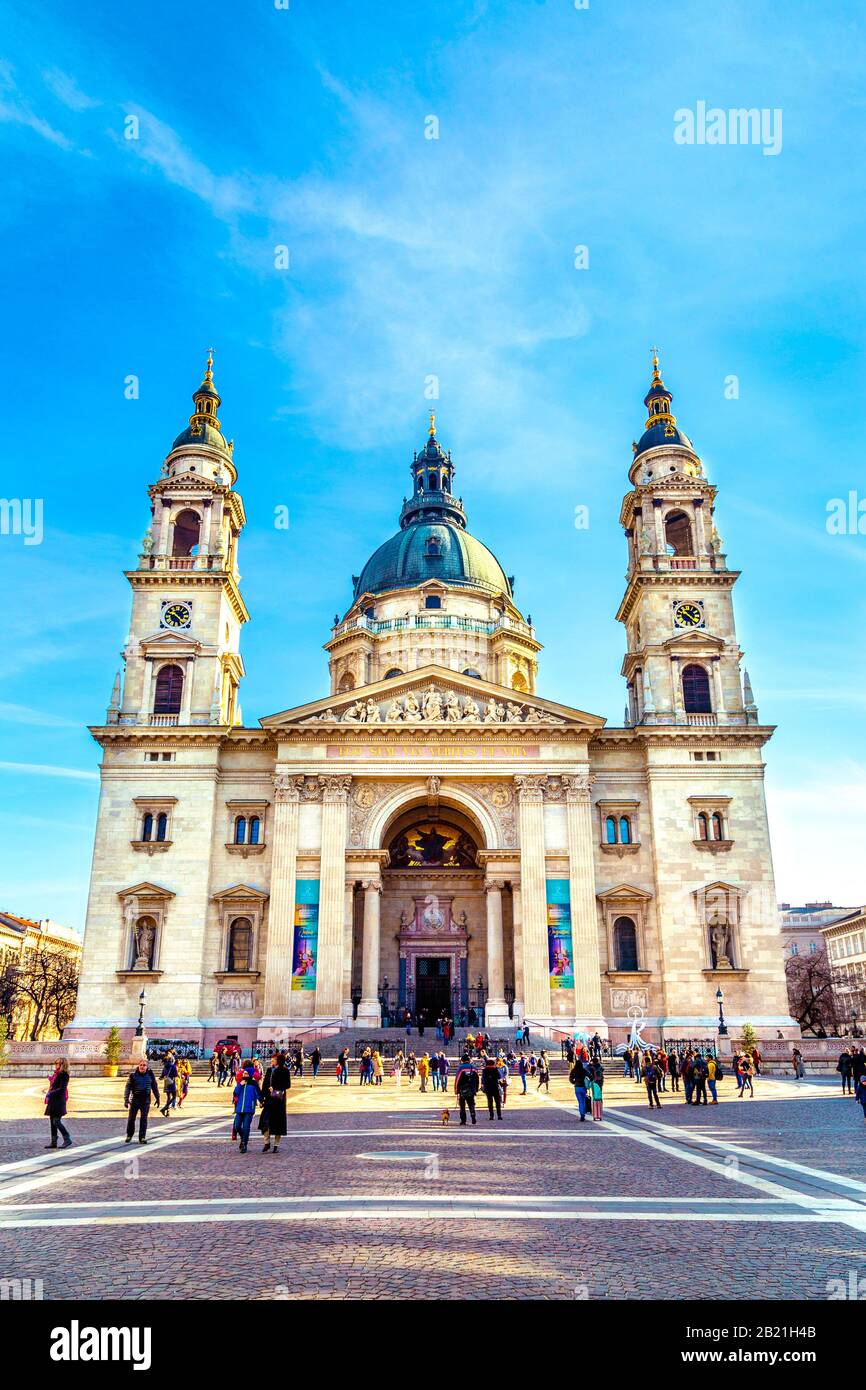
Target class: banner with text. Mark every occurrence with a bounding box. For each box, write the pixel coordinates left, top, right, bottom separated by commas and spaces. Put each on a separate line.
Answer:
291, 880, 320, 991
547, 879, 574, 990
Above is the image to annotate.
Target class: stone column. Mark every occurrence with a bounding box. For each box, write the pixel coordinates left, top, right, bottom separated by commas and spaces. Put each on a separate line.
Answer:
484, 879, 508, 1026
157, 499, 172, 556
711, 657, 724, 718
179, 658, 194, 725
200, 498, 213, 556
692, 497, 706, 556
357, 880, 382, 1026
260, 773, 304, 1029
314, 776, 351, 1021
563, 773, 606, 1032
511, 882, 525, 1022
342, 880, 355, 1026
515, 775, 551, 1022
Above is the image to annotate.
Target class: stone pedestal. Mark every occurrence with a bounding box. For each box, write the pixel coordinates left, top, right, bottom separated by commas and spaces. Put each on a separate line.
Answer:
129, 1033, 148, 1062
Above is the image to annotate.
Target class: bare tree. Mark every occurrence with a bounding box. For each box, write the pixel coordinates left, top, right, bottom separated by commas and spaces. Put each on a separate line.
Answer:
785, 952, 839, 1036
14, 947, 80, 1041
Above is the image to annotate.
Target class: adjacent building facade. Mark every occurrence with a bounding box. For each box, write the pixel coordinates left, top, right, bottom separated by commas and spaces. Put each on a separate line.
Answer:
68, 354, 797, 1048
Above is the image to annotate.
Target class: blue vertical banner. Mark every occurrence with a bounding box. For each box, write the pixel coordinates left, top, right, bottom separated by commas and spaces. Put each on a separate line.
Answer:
291, 879, 320, 991
547, 878, 574, 990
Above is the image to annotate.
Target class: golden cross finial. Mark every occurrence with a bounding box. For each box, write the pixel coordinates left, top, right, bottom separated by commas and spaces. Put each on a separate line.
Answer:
428, 410, 436, 436
205, 347, 214, 380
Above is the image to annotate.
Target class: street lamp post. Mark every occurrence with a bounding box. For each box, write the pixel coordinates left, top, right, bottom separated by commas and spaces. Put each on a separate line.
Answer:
716, 987, 728, 1037
135, 988, 147, 1037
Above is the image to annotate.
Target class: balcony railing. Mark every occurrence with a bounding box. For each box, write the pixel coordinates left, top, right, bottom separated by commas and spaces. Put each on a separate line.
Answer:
331, 613, 535, 640
685, 713, 717, 727
138, 554, 226, 572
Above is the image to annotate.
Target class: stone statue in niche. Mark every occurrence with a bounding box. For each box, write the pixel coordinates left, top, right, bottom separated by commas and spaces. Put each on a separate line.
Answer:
133, 918, 155, 970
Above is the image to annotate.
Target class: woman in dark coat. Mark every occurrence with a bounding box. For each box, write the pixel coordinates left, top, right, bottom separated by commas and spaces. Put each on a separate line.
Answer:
260, 1051, 292, 1152
44, 1058, 72, 1149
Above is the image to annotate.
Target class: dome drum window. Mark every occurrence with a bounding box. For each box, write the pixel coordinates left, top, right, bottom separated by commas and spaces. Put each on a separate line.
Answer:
597, 800, 640, 855
131, 796, 177, 854
689, 796, 733, 852
225, 801, 268, 856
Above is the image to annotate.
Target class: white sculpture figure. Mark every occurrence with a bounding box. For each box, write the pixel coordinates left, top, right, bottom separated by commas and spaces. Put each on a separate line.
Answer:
526, 705, 544, 723
141, 528, 153, 555
385, 698, 403, 722
422, 896, 445, 931
422, 686, 443, 721
318, 708, 336, 722
445, 691, 461, 721
403, 691, 423, 722
640, 525, 653, 554
710, 912, 731, 967
462, 695, 481, 721
505, 702, 524, 723
484, 699, 504, 723
627, 1004, 648, 1051
133, 918, 155, 970
365, 699, 381, 723
342, 701, 363, 722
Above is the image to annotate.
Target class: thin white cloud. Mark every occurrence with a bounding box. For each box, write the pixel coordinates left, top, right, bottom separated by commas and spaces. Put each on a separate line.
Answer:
0, 702, 80, 727
42, 67, 99, 112
0, 761, 98, 782
0, 59, 74, 150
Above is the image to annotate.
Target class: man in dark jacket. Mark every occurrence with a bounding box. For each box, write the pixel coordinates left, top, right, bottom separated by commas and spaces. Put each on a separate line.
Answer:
837, 1048, 854, 1094
569, 1055, 590, 1120
481, 1056, 503, 1120
124, 1059, 161, 1143
454, 1055, 479, 1126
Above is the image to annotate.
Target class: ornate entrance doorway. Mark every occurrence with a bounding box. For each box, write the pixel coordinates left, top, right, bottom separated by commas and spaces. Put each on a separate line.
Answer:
416, 956, 451, 1019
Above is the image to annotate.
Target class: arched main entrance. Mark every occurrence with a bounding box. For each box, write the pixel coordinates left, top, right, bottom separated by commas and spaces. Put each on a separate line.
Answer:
352, 788, 514, 1028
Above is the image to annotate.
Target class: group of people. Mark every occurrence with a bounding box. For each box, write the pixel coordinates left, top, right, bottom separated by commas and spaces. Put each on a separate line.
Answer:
453, 1052, 512, 1123
155, 1049, 192, 1115
208, 1042, 322, 1086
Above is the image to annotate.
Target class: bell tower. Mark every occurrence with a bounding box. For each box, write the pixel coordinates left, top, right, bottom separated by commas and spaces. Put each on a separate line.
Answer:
107, 354, 249, 729
616, 353, 758, 728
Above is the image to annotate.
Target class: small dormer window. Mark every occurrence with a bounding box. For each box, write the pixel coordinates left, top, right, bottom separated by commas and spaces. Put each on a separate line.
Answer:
424, 595, 442, 610
424, 536, 442, 557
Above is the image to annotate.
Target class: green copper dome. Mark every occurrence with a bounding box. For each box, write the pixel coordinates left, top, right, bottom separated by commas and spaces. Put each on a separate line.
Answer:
353, 420, 512, 600
355, 521, 511, 599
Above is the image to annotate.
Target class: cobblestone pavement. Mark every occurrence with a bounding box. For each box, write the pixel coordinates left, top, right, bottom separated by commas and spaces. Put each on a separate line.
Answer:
0, 1070, 863, 1299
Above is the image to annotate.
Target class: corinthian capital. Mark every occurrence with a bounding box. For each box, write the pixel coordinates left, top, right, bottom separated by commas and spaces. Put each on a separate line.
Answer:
562, 771, 595, 802
514, 774, 546, 804
320, 774, 353, 804
273, 773, 305, 803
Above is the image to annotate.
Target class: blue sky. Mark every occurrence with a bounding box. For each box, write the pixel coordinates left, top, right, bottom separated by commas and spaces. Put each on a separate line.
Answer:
2, 0, 865, 930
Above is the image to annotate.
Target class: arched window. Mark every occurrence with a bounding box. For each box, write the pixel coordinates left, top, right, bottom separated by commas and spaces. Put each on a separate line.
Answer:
141, 812, 153, 842
249, 816, 261, 845
511, 672, 528, 692
682, 664, 712, 714
619, 816, 632, 845
234, 816, 247, 845
172, 509, 201, 556
154, 664, 183, 715
338, 672, 355, 692
697, 812, 709, 840
442, 475, 450, 492
605, 815, 617, 845
227, 917, 253, 973
711, 811, 724, 841
614, 916, 639, 971
664, 510, 692, 556
462, 668, 482, 679
155, 812, 168, 842
428, 472, 439, 489
384, 668, 403, 679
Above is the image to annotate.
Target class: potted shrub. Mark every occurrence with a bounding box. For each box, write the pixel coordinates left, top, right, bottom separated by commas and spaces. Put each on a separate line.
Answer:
103, 1025, 123, 1077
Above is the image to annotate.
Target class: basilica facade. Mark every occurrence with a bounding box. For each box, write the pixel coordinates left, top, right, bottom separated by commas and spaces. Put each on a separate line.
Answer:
68, 354, 797, 1048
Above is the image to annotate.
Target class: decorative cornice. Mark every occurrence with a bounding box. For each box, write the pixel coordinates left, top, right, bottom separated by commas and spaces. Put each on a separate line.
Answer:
563, 771, 594, 802
273, 773, 306, 803
514, 773, 546, 803
320, 774, 353, 803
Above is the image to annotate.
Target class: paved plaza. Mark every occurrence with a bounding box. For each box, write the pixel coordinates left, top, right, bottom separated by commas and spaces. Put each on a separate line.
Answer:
0, 1067, 864, 1301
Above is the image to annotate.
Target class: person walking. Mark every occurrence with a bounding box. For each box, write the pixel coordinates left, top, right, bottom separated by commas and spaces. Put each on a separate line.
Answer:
217, 1049, 229, 1087
669, 1051, 680, 1093
208, 1050, 217, 1083
518, 1052, 528, 1095
406, 1051, 417, 1084
657, 1049, 668, 1092
338, 1047, 349, 1085
792, 1047, 805, 1080
310, 1046, 322, 1082
569, 1054, 589, 1121
418, 1052, 430, 1093
159, 1051, 178, 1116
232, 1064, 263, 1153
855, 1071, 866, 1124
124, 1058, 160, 1143
692, 1055, 709, 1106
431, 1050, 440, 1092
372, 1049, 383, 1086
481, 1055, 503, 1121
537, 1050, 551, 1092
438, 1052, 449, 1093
176, 1056, 192, 1107
707, 1053, 721, 1104
590, 1064, 604, 1122
522, 1022, 530, 1047
44, 1058, 72, 1150
497, 1055, 508, 1109
393, 1050, 404, 1087
739, 1057, 755, 1098
682, 1052, 695, 1104
454, 1055, 479, 1126
643, 1055, 662, 1110
260, 1051, 291, 1153
837, 1047, 854, 1095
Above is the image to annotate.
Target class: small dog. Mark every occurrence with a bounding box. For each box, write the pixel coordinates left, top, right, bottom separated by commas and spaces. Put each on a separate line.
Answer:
441, 1108, 451, 1126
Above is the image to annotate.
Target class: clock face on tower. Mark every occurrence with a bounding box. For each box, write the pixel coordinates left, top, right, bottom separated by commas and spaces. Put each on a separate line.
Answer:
673, 600, 703, 629
161, 602, 192, 630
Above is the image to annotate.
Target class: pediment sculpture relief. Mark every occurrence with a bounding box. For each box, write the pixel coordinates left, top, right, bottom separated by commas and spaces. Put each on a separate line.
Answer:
302, 683, 566, 727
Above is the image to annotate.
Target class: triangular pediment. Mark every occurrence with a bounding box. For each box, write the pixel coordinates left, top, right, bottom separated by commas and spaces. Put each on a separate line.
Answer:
140, 629, 204, 655
117, 881, 175, 900
211, 883, 270, 903
662, 629, 726, 655
597, 883, 654, 904
260, 664, 605, 731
